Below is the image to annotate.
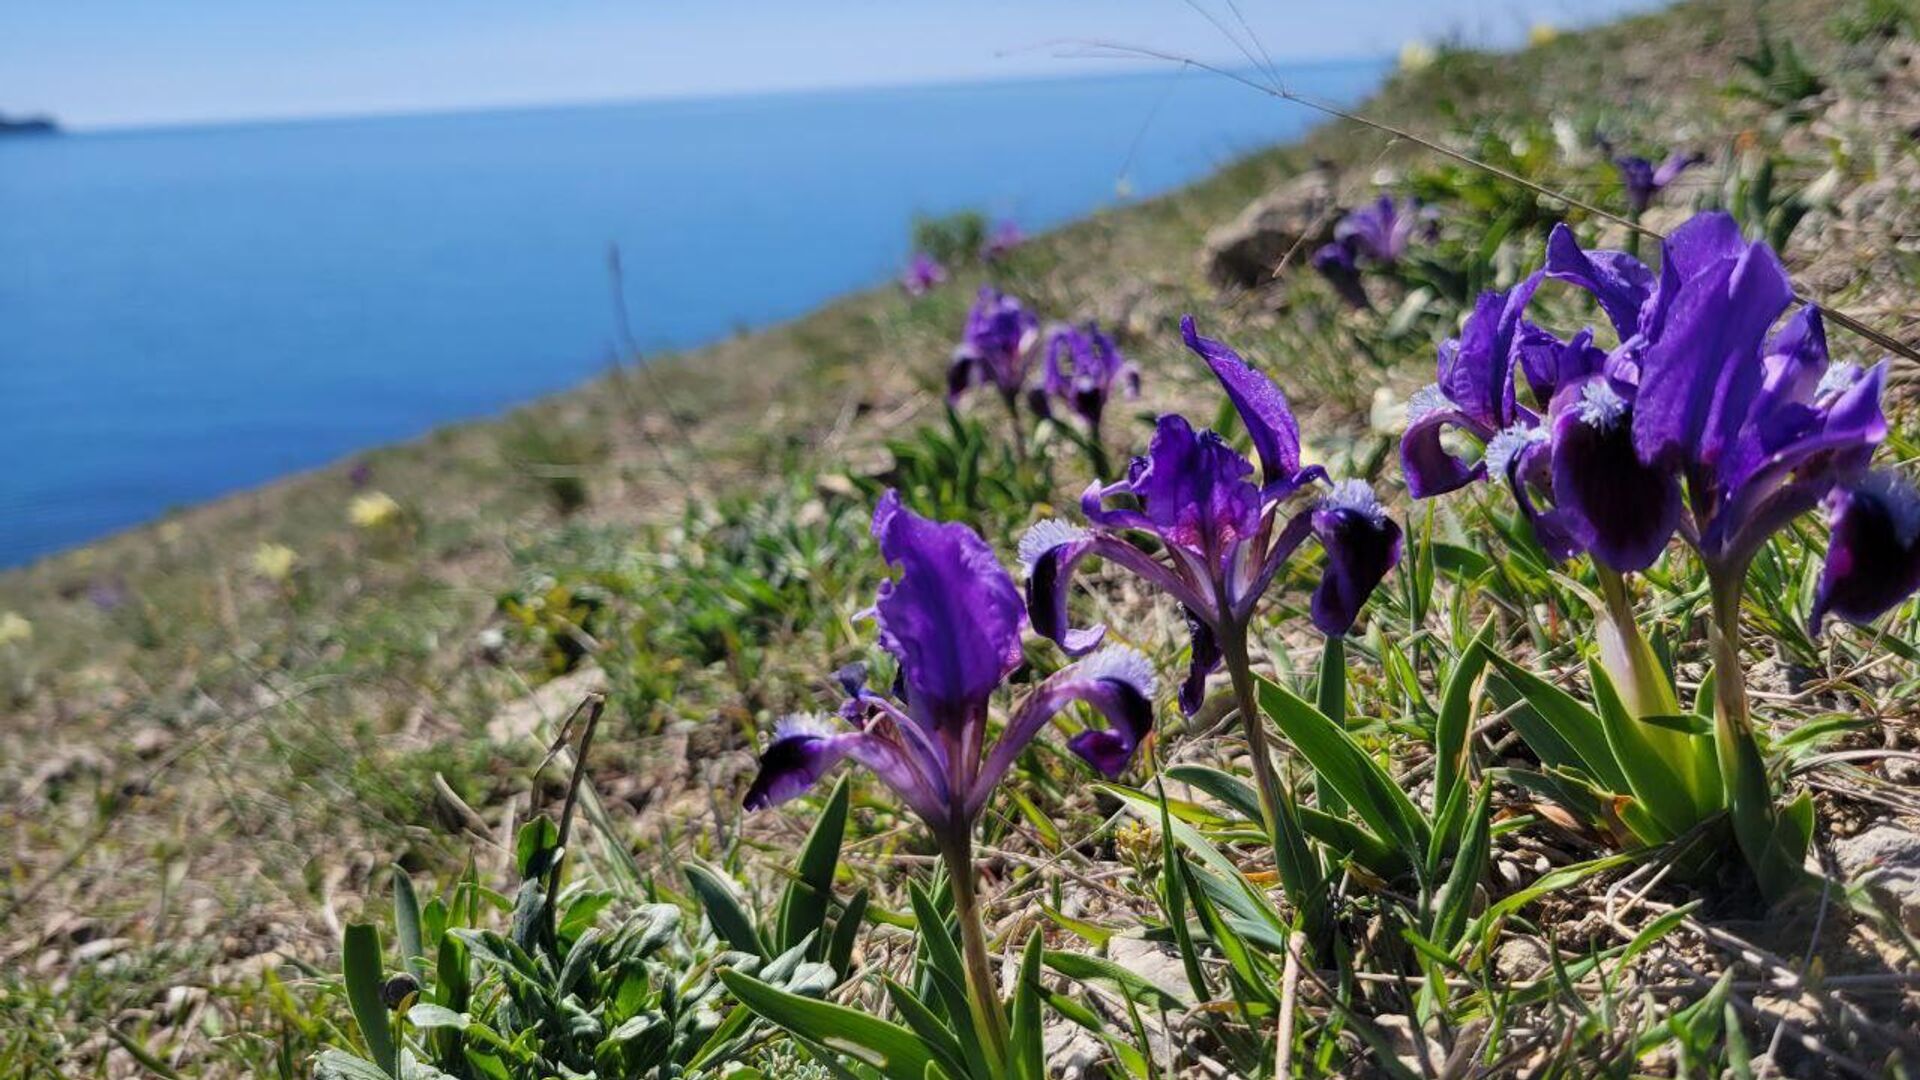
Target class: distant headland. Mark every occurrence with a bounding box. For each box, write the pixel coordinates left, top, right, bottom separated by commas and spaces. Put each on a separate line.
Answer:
0, 112, 60, 136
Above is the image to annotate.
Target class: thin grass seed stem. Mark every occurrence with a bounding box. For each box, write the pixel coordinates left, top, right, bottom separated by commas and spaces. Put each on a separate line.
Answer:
1003, 390, 1029, 462
1276, 930, 1305, 1079
546, 694, 605, 914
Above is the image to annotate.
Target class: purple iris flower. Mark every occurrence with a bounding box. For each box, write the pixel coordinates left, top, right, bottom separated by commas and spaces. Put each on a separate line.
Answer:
981, 219, 1024, 262
1811, 473, 1920, 633
1022, 316, 1401, 714
1312, 196, 1431, 307
901, 252, 947, 297
1399, 280, 1598, 563
948, 287, 1042, 406
1335, 196, 1427, 265
1628, 212, 1889, 574
1035, 321, 1140, 435
1403, 214, 1893, 581
743, 490, 1157, 832
1614, 150, 1703, 215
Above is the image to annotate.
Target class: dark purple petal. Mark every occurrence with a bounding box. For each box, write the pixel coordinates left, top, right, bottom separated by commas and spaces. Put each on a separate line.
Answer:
1027, 386, 1054, 421
1020, 519, 1216, 656
1811, 474, 1920, 633
1043, 321, 1131, 429
1542, 223, 1655, 340
1615, 156, 1656, 213
1707, 361, 1888, 563
1651, 150, 1704, 189
1312, 242, 1370, 309
1438, 283, 1541, 431
1549, 377, 1681, 571
1515, 322, 1608, 403
1400, 396, 1488, 499
947, 349, 981, 403
744, 716, 943, 823
1179, 607, 1223, 716
972, 647, 1158, 812
1181, 316, 1307, 489
1019, 521, 1108, 657
901, 253, 947, 296
1309, 481, 1403, 636
870, 490, 1025, 730
1499, 429, 1587, 563
1663, 210, 1748, 281
1334, 196, 1423, 264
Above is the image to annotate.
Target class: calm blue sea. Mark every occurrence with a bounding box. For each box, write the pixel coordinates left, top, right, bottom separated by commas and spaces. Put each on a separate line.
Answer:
0, 61, 1385, 567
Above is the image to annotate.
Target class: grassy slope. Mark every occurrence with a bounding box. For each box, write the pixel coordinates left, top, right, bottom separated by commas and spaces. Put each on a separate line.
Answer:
4, 0, 1917, 1073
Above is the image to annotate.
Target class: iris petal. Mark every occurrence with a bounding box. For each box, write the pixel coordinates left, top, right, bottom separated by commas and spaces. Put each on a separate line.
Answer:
1811, 474, 1920, 633
744, 715, 945, 825
971, 647, 1159, 814
871, 491, 1026, 731
1181, 316, 1307, 489
1309, 482, 1403, 636
1180, 607, 1224, 716
1543, 223, 1655, 339
1632, 223, 1794, 469
1550, 377, 1681, 571
1400, 406, 1488, 498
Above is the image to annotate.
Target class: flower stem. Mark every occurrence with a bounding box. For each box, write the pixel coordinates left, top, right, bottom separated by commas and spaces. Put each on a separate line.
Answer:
1001, 391, 1028, 462
939, 832, 1012, 1075
1218, 619, 1328, 957
1706, 563, 1804, 900
1593, 566, 1680, 718
1087, 432, 1112, 486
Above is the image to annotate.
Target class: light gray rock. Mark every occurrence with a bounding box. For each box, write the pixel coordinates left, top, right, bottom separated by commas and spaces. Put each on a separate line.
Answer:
1832, 824, 1920, 930
1493, 934, 1554, 982
1201, 168, 1339, 290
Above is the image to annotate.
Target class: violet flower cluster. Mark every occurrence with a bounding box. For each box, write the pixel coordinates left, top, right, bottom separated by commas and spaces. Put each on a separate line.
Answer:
743, 491, 1157, 835
1400, 210, 1918, 629
981, 219, 1025, 262
1022, 316, 1402, 714
901, 252, 947, 297
1029, 321, 1140, 438
1313, 196, 1431, 308
1614, 150, 1702, 215
947, 286, 1042, 408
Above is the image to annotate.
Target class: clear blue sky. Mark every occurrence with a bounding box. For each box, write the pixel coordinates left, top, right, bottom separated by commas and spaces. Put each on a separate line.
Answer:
8, 1, 1668, 129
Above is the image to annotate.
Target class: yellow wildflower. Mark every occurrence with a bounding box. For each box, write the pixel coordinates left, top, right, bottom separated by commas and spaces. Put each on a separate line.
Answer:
349, 491, 402, 529
251, 542, 298, 582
